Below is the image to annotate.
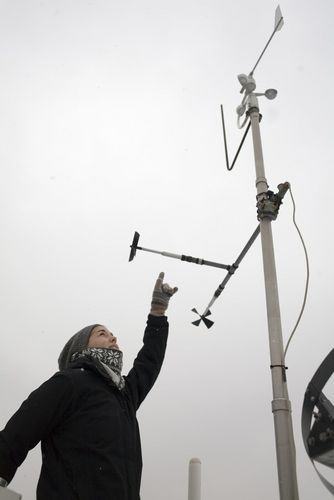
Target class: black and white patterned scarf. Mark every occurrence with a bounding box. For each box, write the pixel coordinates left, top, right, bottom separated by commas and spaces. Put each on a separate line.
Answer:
71, 348, 125, 390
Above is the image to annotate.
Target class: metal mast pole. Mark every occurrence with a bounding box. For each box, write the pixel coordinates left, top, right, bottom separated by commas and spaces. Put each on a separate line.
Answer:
248, 94, 299, 499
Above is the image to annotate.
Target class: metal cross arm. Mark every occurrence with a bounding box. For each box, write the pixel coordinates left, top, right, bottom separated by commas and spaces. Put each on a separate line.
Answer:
192, 224, 261, 328
129, 231, 231, 270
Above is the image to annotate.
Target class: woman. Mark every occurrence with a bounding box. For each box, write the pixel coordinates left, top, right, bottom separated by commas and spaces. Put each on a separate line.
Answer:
0, 272, 177, 499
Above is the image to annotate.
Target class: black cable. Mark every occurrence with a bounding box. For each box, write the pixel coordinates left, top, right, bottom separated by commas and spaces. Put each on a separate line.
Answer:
220, 105, 251, 171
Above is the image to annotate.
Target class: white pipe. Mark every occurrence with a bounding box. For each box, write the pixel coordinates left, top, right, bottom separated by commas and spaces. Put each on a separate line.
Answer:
248, 96, 299, 499
188, 458, 201, 500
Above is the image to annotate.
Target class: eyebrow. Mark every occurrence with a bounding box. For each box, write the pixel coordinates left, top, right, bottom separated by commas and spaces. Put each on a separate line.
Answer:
94, 327, 107, 333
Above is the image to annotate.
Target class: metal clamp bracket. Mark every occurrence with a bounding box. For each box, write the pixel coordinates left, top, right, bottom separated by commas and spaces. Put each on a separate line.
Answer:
257, 182, 290, 221
272, 398, 291, 413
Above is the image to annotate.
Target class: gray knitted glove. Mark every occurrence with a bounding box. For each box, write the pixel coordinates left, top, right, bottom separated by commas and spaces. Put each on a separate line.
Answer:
150, 272, 178, 316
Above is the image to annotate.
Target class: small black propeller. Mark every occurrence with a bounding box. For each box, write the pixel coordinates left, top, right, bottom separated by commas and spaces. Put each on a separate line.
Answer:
191, 308, 214, 329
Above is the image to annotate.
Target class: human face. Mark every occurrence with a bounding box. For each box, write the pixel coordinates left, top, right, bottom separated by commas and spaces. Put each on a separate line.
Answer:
88, 325, 120, 350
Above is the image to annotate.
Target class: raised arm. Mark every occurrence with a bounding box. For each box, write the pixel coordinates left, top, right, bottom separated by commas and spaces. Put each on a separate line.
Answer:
124, 272, 177, 409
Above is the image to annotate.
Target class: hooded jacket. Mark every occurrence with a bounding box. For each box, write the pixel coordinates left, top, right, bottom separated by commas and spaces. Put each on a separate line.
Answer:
0, 314, 168, 500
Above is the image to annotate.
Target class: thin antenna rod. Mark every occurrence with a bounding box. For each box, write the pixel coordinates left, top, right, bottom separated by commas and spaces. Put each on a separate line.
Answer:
249, 9, 284, 76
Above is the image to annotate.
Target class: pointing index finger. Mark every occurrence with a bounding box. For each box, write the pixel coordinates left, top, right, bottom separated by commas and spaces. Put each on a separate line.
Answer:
154, 272, 165, 291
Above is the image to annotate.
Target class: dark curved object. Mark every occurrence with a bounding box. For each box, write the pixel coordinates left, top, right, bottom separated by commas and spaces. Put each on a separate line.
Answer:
302, 348, 334, 494
129, 231, 140, 261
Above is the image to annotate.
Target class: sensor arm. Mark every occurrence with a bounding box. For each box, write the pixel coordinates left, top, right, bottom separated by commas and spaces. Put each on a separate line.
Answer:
129, 232, 230, 270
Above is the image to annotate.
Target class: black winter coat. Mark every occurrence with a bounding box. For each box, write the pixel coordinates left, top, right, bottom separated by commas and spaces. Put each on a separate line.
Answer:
0, 314, 168, 500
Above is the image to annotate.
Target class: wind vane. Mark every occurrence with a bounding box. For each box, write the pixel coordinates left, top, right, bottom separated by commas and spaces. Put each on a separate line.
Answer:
221, 5, 283, 170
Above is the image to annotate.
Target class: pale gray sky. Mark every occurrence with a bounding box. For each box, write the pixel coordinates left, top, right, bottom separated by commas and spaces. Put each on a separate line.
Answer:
1, 1, 334, 499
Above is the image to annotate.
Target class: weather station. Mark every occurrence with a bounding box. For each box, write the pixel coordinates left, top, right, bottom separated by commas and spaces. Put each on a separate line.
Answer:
127, 5, 329, 500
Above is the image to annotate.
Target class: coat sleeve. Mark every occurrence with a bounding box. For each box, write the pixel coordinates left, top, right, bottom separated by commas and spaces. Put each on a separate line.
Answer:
0, 372, 75, 484
124, 314, 169, 410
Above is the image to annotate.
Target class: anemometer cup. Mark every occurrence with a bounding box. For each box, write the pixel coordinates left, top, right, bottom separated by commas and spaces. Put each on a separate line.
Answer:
129, 231, 140, 261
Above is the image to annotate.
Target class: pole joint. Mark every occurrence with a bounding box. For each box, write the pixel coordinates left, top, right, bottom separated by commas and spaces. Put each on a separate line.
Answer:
228, 263, 238, 275
247, 107, 263, 122
271, 398, 291, 413
181, 255, 204, 265
256, 182, 290, 221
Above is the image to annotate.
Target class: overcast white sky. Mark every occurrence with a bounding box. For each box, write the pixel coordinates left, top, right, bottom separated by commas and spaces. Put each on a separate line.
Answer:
1, 0, 334, 498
